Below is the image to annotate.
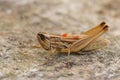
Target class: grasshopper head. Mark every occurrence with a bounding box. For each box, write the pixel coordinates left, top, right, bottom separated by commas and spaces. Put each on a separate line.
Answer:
37, 32, 50, 50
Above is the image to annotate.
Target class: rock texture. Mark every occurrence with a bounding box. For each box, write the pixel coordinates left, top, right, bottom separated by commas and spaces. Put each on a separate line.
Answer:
0, 0, 120, 80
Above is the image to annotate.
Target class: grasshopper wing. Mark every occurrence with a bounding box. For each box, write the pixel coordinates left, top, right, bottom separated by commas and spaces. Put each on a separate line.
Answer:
83, 22, 106, 35
81, 22, 110, 51
68, 24, 109, 52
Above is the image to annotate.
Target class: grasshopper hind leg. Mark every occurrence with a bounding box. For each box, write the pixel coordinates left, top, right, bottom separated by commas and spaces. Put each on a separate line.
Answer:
81, 39, 110, 51
66, 49, 70, 68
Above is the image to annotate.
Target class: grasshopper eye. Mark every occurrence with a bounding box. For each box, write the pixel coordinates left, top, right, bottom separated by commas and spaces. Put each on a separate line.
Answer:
38, 33, 45, 41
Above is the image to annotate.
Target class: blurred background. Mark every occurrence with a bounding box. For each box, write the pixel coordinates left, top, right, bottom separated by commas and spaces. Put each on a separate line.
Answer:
0, 0, 120, 35
0, 0, 120, 80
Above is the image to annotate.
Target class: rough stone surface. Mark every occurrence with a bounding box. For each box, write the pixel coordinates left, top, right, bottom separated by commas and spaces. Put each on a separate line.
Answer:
0, 0, 120, 80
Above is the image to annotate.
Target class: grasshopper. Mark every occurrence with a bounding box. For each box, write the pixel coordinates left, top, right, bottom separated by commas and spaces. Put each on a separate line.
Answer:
37, 22, 109, 66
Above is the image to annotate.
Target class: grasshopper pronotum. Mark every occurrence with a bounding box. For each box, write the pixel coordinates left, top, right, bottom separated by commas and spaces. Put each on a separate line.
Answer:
37, 22, 109, 66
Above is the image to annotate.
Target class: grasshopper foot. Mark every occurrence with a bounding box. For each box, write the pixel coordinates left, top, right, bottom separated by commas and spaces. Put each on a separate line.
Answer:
64, 62, 74, 68
43, 56, 54, 66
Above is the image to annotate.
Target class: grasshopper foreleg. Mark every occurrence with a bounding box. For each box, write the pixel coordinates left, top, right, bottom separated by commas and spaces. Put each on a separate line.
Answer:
43, 49, 55, 65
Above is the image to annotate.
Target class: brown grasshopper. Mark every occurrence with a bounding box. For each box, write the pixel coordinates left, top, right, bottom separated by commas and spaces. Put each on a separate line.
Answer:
37, 22, 109, 66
